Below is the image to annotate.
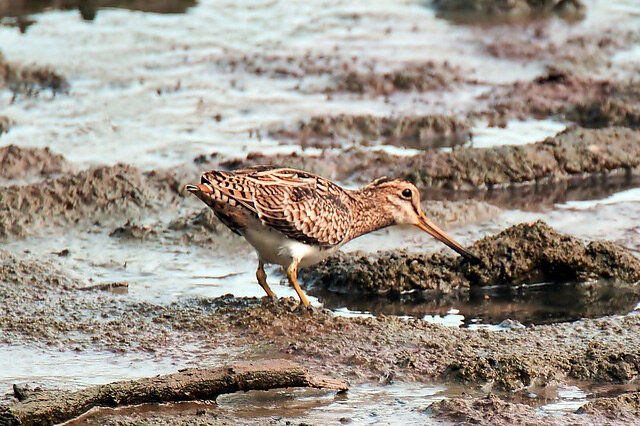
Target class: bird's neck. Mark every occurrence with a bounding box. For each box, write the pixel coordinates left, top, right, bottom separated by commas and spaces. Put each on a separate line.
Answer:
347, 189, 395, 240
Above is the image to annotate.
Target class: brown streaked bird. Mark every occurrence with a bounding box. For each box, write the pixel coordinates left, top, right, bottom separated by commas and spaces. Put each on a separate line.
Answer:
186, 166, 478, 307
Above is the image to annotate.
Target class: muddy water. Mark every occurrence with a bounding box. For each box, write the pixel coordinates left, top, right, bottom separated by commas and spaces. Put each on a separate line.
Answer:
2, 0, 640, 424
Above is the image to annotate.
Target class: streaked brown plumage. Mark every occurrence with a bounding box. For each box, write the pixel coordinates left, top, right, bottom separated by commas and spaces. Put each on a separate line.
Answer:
186, 166, 477, 307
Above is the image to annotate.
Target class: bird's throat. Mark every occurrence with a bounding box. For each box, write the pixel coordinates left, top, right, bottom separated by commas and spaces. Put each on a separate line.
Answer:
347, 191, 395, 240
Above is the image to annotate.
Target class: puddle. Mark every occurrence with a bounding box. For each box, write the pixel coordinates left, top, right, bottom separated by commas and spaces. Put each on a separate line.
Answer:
70, 382, 451, 425
3, 229, 315, 305
538, 386, 588, 414
0, 344, 215, 391
315, 280, 640, 327
555, 187, 640, 210
470, 119, 567, 149
427, 174, 640, 212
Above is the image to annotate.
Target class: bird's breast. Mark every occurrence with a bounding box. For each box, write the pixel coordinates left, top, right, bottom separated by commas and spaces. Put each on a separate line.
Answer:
243, 219, 340, 267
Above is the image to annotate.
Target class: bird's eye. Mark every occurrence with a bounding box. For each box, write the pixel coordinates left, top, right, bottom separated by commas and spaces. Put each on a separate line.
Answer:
401, 189, 412, 199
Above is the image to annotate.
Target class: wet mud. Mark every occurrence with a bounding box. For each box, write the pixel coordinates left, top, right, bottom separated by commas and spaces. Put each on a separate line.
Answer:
3, 249, 640, 413
0, 50, 68, 96
215, 52, 468, 96
3, 1, 640, 424
329, 61, 469, 95
270, 114, 471, 150
0, 116, 10, 136
0, 164, 179, 239
224, 127, 640, 190
485, 72, 640, 128
426, 395, 613, 426
306, 221, 640, 297
0, 144, 69, 184
431, 0, 586, 24
484, 27, 640, 73
0, 0, 196, 25
577, 391, 640, 420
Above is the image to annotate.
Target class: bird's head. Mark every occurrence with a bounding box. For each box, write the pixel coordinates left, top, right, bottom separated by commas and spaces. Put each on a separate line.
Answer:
366, 177, 479, 261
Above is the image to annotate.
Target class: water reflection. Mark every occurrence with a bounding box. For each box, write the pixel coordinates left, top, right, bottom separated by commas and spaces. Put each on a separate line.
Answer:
312, 279, 640, 326
1, 0, 196, 28
424, 174, 640, 212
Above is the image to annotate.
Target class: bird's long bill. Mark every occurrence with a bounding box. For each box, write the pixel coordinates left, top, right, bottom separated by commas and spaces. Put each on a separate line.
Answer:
416, 213, 479, 261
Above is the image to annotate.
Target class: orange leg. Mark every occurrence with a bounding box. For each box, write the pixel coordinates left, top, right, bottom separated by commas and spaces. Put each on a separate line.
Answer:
256, 261, 276, 299
287, 259, 310, 307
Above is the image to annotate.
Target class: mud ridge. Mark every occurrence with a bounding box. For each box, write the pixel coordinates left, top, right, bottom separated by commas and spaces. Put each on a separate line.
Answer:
212, 52, 469, 95
432, 0, 586, 24
4, 249, 640, 394
0, 164, 181, 239
577, 391, 640, 420
0, 360, 347, 425
305, 221, 640, 297
221, 127, 640, 190
270, 114, 471, 150
329, 61, 468, 95
0, 50, 68, 96
0, 116, 10, 136
484, 72, 640, 128
0, 144, 70, 183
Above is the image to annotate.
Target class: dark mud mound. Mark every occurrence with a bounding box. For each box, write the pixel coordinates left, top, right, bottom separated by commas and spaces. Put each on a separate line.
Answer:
165, 208, 240, 246
0, 51, 68, 96
224, 127, 640, 190
213, 53, 467, 96
427, 396, 559, 426
464, 221, 640, 286
306, 221, 640, 297
0, 116, 10, 136
0, 144, 70, 183
0, 164, 174, 239
577, 391, 640, 420
488, 72, 640, 128
0, 0, 196, 23
270, 114, 471, 150
331, 61, 466, 95
432, 0, 586, 24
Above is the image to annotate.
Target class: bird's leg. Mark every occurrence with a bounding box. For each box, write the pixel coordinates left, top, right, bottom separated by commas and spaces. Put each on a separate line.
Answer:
286, 259, 310, 307
256, 261, 276, 299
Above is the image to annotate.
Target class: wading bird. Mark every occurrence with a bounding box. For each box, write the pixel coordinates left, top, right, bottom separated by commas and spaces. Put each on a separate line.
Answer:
186, 166, 477, 307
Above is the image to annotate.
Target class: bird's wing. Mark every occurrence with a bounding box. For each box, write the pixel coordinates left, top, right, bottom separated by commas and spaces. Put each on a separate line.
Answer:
202, 168, 352, 246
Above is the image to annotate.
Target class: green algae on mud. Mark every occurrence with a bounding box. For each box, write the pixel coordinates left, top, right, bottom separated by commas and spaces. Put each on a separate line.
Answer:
306, 221, 640, 296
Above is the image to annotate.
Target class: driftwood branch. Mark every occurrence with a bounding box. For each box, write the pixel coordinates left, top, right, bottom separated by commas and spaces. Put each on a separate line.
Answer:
0, 360, 348, 426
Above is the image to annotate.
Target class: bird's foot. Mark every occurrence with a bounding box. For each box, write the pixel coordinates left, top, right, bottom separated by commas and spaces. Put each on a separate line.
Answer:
261, 295, 278, 305
291, 302, 314, 313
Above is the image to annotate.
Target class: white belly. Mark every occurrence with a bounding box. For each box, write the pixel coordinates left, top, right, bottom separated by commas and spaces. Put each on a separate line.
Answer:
243, 222, 340, 268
